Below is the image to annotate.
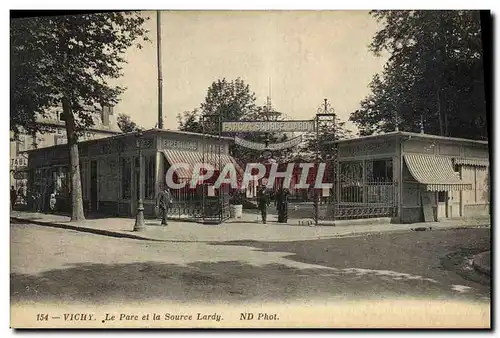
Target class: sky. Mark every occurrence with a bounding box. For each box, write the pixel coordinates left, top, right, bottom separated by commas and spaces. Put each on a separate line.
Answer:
115, 10, 388, 134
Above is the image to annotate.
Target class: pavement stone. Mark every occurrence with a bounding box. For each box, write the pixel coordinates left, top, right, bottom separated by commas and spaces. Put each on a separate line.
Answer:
10, 210, 490, 243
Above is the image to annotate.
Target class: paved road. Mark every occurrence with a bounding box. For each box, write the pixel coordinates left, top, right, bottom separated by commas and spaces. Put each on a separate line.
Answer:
11, 221, 490, 305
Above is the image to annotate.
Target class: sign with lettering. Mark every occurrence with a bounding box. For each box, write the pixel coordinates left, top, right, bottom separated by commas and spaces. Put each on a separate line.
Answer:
163, 139, 198, 151
11, 157, 28, 168
235, 135, 303, 150
55, 136, 67, 145
206, 143, 223, 154
222, 120, 315, 133
13, 170, 28, 180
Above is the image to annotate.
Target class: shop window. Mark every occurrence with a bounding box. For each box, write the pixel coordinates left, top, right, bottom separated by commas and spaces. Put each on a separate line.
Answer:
437, 191, 447, 203
340, 161, 363, 203
145, 155, 156, 200
366, 159, 393, 182
121, 158, 131, 199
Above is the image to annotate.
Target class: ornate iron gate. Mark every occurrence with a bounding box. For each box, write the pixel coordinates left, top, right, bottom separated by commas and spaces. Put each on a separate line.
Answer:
200, 114, 230, 224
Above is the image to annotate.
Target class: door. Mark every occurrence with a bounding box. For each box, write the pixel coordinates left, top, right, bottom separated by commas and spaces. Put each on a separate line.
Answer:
436, 191, 447, 219
90, 160, 98, 212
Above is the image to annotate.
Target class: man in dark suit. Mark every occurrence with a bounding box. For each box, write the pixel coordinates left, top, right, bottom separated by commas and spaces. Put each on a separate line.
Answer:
156, 185, 172, 226
257, 184, 270, 224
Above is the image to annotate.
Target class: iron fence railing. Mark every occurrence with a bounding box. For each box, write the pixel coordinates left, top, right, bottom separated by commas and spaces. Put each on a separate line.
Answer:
335, 178, 398, 219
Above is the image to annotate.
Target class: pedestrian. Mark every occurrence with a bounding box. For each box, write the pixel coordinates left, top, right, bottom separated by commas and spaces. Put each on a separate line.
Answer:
31, 190, 39, 212
275, 187, 284, 223
10, 186, 17, 209
156, 185, 173, 226
257, 185, 270, 224
17, 183, 26, 204
49, 191, 57, 213
275, 187, 290, 223
282, 188, 290, 223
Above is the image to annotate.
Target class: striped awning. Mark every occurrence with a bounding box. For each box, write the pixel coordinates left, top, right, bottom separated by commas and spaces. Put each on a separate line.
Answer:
162, 150, 242, 179
453, 157, 489, 167
404, 154, 472, 192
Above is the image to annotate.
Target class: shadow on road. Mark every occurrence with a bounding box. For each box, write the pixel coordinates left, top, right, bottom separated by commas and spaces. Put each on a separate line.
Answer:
11, 258, 488, 305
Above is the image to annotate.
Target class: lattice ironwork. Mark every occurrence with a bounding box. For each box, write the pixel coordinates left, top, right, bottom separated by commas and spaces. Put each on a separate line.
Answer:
200, 114, 230, 224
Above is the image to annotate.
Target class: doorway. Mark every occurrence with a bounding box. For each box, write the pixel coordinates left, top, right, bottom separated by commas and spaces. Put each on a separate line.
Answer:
90, 160, 98, 212
436, 191, 448, 219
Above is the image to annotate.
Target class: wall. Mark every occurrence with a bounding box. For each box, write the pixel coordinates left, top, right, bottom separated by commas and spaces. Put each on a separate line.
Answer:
10, 127, 119, 187
461, 165, 489, 217
338, 138, 398, 161
401, 136, 489, 221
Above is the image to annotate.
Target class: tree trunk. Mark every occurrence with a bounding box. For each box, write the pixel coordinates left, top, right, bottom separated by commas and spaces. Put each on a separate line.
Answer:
62, 97, 86, 221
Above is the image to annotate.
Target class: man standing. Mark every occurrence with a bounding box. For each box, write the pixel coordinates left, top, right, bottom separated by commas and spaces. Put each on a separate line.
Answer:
10, 186, 17, 210
281, 188, 290, 223
275, 187, 284, 223
275, 187, 290, 223
156, 185, 172, 226
257, 185, 270, 224
17, 182, 26, 204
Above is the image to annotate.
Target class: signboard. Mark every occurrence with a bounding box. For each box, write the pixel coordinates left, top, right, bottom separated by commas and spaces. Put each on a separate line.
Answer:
54, 135, 68, 145
322, 187, 330, 197
421, 193, 435, 222
13, 170, 28, 180
163, 139, 198, 151
235, 135, 303, 151
11, 157, 28, 168
222, 120, 315, 133
207, 186, 215, 197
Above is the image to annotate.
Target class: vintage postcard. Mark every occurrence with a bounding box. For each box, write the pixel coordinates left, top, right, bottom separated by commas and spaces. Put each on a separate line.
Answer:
9, 9, 491, 329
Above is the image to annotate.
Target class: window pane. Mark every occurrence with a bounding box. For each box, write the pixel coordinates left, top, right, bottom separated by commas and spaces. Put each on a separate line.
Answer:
340, 161, 363, 203
121, 158, 131, 199
366, 159, 393, 182
438, 191, 446, 203
386, 159, 393, 181
145, 155, 156, 200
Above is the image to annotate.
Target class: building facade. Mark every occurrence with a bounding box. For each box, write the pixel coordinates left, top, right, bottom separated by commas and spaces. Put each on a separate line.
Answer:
334, 131, 489, 223
26, 129, 241, 221
10, 105, 120, 190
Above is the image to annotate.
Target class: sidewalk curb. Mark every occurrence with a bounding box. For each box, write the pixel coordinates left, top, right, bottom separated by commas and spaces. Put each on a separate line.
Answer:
472, 251, 491, 276
11, 215, 491, 244
10, 217, 159, 242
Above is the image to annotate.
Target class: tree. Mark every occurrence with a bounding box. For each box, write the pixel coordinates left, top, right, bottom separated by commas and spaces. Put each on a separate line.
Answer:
176, 108, 203, 134
234, 104, 294, 164
117, 113, 143, 133
300, 115, 353, 162
350, 10, 487, 140
177, 77, 256, 135
11, 12, 149, 221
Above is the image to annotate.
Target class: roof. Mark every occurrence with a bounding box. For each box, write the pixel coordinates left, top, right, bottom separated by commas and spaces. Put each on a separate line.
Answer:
25, 128, 235, 155
331, 131, 488, 146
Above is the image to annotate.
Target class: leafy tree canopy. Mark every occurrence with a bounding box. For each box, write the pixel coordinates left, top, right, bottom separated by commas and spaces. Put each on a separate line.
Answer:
11, 12, 149, 221
117, 113, 143, 133
11, 12, 150, 137
350, 10, 487, 140
177, 77, 257, 135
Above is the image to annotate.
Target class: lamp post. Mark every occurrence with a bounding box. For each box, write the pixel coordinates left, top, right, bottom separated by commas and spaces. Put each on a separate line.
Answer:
133, 131, 145, 231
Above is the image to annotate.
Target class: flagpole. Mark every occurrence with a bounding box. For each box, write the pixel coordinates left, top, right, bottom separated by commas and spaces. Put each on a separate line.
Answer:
157, 10, 163, 129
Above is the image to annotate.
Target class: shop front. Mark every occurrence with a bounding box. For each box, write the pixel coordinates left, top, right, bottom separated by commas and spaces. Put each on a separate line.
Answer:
333, 131, 489, 223
26, 129, 242, 221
